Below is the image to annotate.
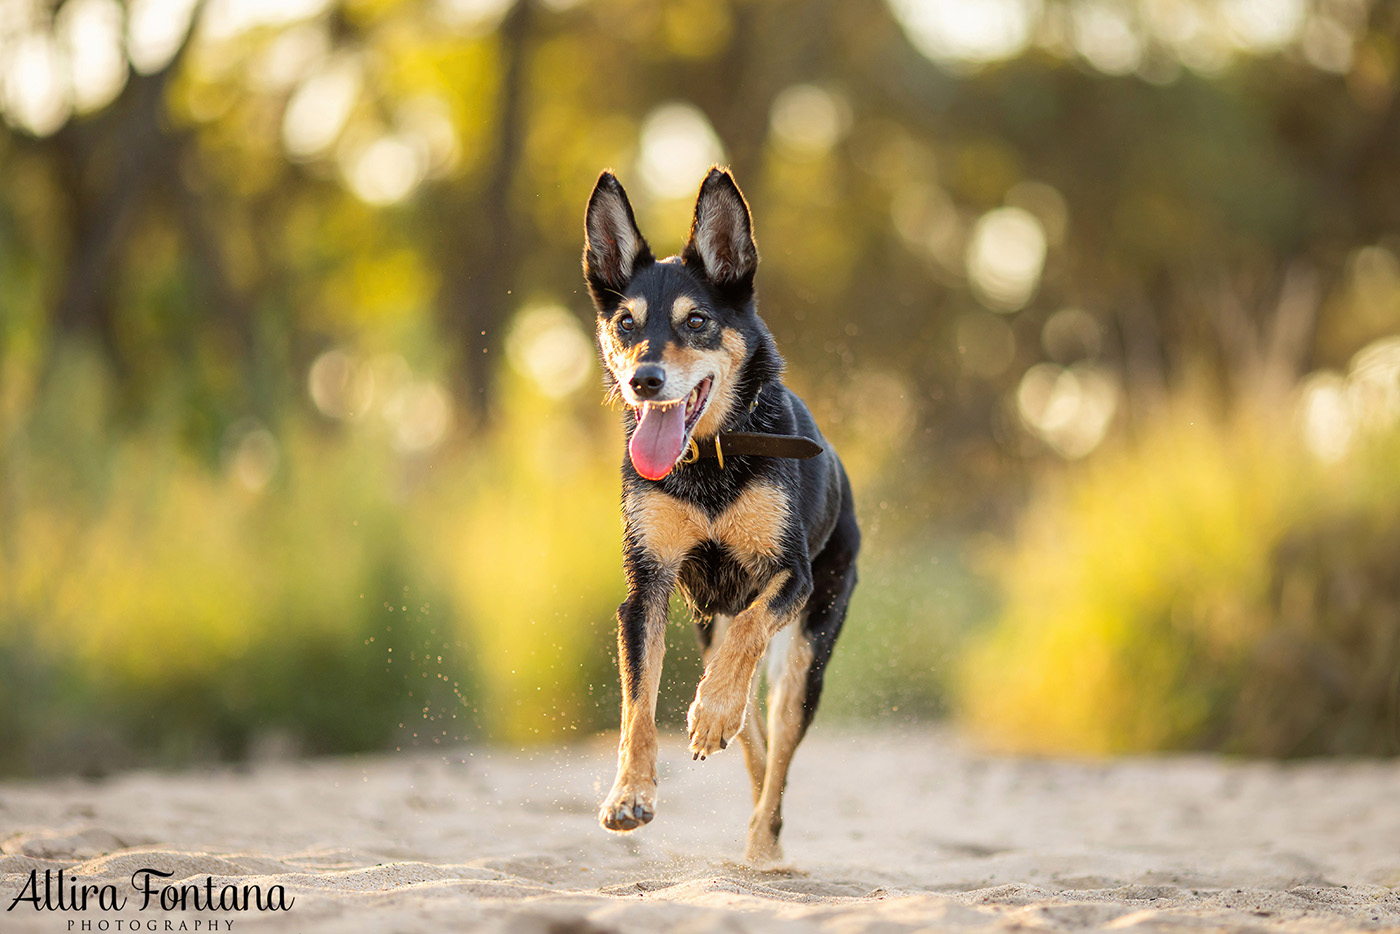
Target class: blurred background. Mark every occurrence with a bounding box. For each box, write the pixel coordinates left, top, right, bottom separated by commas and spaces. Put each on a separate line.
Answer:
2, 0, 1399, 776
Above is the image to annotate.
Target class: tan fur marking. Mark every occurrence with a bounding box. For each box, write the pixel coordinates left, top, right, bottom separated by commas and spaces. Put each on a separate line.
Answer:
626, 483, 788, 570
722, 570, 794, 661
693, 330, 747, 438
610, 323, 745, 422
738, 666, 768, 803
601, 583, 671, 831
596, 297, 650, 389
660, 341, 701, 371
670, 295, 697, 326
626, 487, 706, 567
747, 629, 813, 862
597, 317, 650, 390
705, 615, 768, 804
687, 571, 795, 761
615, 609, 666, 785
713, 483, 789, 568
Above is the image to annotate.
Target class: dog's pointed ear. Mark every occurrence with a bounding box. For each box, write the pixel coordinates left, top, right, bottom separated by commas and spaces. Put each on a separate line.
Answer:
583, 172, 653, 308
681, 167, 758, 297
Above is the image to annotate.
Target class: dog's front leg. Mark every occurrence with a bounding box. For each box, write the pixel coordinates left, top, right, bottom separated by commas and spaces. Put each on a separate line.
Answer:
688, 567, 812, 760
599, 561, 674, 831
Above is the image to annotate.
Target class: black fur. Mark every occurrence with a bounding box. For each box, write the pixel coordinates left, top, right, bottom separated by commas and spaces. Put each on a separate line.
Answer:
584, 166, 860, 853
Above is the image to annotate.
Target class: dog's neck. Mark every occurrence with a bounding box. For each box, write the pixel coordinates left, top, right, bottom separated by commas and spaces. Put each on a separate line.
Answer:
726, 378, 780, 435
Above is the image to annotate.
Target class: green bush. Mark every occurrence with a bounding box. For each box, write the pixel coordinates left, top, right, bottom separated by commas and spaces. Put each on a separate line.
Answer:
0, 349, 630, 775
0, 396, 476, 774
958, 400, 1400, 757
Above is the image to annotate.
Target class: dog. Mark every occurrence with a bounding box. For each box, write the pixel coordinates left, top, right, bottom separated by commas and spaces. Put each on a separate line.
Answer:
582, 166, 860, 862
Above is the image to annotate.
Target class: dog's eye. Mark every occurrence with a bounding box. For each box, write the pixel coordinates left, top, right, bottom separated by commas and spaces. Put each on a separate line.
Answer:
619, 313, 634, 332
686, 313, 706, 330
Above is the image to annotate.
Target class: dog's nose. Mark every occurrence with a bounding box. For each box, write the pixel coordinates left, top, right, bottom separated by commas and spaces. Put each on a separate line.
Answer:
629, 366, 665, 399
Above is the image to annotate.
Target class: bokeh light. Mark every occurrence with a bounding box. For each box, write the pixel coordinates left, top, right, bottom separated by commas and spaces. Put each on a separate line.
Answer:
309, 349, 376, 420
436, 0, 517, 38
888, 0, 1039, 68
891, 182, 963, 271
384, 381, 453, 452
58, 0, 127, 113
2, 32, 68, 135
222, 418, 281, 493
1222, 0, 1306, 50
127, 0, 199, 74
250, 22, 331, 92
346, 135, 426, 206
966, 207, 1047, 312
1299, 336, 1400, 463
506, 304, 594, 399
1071, 1, 1144, 76
283, 55, 363, 159
200, 0, 333, 41
1016, 362, 1118, 458
769, 84, 851, 158
637, 103, 726, 200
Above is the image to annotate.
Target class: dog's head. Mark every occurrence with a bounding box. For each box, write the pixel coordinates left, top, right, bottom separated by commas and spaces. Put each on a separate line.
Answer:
583, 167, 772, 481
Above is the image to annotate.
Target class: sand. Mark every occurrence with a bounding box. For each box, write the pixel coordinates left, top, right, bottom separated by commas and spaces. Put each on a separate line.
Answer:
3, 727, 1400, 933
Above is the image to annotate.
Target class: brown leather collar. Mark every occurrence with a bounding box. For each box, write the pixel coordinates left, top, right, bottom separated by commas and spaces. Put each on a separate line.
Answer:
682, 432, 824, 466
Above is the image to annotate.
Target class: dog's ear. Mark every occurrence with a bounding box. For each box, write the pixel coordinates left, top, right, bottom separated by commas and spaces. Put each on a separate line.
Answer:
584, 172, 653, 308
681, 167, 757, 299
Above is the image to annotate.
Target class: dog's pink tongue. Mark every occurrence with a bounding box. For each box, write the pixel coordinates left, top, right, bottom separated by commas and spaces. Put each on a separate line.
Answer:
629, 403, 687, 480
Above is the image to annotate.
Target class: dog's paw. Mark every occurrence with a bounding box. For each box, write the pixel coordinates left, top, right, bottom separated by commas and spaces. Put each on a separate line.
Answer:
744, 834, 784, 865
599, 782, 656, 832
745, 813, 784, 864
687, 673, 748, 759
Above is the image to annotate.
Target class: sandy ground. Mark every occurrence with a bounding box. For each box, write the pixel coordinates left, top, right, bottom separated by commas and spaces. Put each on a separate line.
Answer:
3, 727, 1400, 933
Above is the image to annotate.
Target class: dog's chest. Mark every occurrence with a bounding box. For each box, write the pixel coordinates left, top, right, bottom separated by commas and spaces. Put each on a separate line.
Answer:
625, 483, 789, 570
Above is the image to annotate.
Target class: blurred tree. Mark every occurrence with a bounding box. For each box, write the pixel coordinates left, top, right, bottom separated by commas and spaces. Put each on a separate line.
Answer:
2, 0, 1395, 483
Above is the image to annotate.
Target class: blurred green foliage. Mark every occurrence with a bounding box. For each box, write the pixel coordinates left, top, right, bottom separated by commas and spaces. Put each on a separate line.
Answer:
1, 345, 473, 773
3, 0, 1400, 772
0, 342, 975, 773
960, 392, 1400, 757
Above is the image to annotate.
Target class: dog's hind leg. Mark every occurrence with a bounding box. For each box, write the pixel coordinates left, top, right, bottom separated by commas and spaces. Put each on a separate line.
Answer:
700, 614, 768, 804
738, 666, 768, 803
746, 626, 813, 863
745, 502, 859, 863
688, 566, 810, 762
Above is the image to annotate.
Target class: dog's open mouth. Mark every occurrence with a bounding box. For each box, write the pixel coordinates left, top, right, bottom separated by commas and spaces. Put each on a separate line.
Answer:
628, 377, 713, 480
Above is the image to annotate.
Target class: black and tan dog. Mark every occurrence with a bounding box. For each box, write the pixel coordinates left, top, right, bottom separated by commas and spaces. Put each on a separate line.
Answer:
582, 167, 860, 861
